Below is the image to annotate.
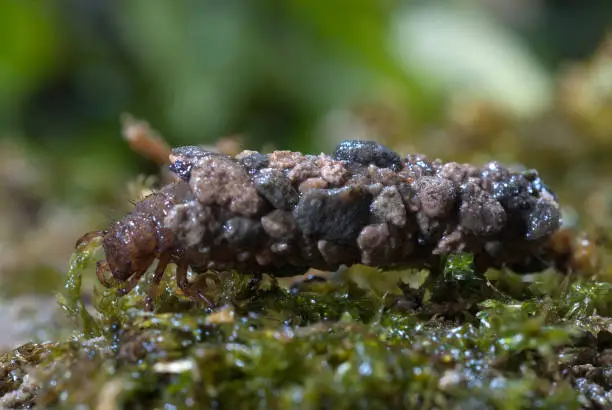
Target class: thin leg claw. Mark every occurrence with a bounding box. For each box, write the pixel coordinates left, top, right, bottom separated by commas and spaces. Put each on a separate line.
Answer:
191, 273, 221, 306
194, 288, 213, 306
176, 262, 190, 295
117, 271, 146, 297
145, 253, 171, 311
175, 263, 215, 306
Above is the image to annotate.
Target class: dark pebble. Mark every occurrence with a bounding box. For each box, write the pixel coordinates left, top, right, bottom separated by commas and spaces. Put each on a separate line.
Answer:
222, 217, 264, 248
253, 169, 299, 210
524, 198, 561, 241
239, 152, 269, 173
332, 140, 401, 171
293, 186, 372, 244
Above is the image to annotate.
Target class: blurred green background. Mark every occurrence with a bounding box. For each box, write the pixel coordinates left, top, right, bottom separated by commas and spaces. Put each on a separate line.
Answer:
1, 0, 612, 349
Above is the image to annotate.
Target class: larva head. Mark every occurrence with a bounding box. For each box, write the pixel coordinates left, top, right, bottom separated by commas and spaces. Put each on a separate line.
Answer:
102, 213, 159, 281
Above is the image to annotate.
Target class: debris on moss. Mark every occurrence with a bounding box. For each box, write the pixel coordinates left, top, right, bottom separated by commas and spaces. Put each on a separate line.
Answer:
0, 342, 56, 408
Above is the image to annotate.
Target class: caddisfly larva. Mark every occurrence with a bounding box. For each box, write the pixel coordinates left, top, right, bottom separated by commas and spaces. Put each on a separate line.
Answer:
78, 140, 563, 310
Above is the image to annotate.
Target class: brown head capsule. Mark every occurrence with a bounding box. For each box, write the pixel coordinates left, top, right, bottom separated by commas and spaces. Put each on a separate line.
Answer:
76, 181, 214, 311
98, 213, 161, 283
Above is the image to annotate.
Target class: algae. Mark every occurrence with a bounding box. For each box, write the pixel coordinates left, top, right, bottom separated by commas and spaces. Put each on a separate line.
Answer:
4, 241, 612, 409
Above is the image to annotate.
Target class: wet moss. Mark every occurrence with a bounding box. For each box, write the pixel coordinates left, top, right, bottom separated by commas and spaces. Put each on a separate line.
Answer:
56, 236, 104, 338
5, 240, 612, 409
0, 342, 54, 396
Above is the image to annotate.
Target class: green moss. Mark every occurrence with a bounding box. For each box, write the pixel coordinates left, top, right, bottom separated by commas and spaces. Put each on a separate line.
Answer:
0, 342, 55, 396
4, 247, 612, 409
56, 237, 103, 338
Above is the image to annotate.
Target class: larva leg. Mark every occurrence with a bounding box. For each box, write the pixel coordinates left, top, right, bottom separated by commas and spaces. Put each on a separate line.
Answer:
117, 270, 147, 297
176, 262, 189, 294
144, 252, 171, 311
96, 261, 115, 288
176, 262, 213, 306
191, 273, 221, 306
191, 281, 214, 307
